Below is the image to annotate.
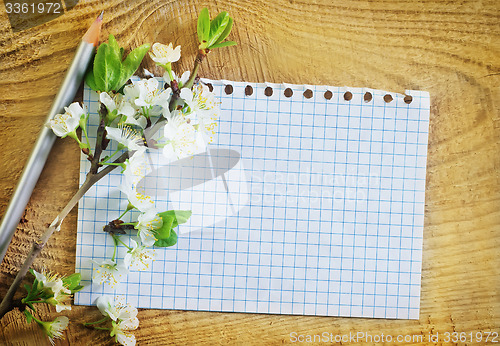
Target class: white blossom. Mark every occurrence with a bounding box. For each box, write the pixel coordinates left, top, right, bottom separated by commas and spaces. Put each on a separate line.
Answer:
184, 83, 220, 144
33, 269, 49, 288
100, 92, 135, 118
96, 296, 137, 322
120, 184, 155, 212
122, 151, 151, 188
31, 269, 72, 312
105, 125, 145, 151
162, 111, 206, 162
47, 102, 86, 138
100, 92, 146, 128
149, 42, 181, 65
92, 259, 128, 288
135, 209, 163, 247
95, 296, 139, 346
123, 77, 171, 109
45, 279, 72, 312
124, 239, 156, 270
41, 316, 69, 346
115, 325, 137, 346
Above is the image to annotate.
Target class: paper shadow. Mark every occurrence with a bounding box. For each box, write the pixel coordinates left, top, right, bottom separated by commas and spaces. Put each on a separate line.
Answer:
138, 148, 250, 234
140, 148, 241, 192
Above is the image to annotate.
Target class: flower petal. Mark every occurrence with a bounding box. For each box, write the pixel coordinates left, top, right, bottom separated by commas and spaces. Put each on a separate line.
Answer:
100, 92, 116, 112
116, 331, 136, 346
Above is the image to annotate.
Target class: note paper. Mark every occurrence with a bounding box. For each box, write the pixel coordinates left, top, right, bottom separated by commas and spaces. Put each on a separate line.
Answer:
75, 79, 430, 319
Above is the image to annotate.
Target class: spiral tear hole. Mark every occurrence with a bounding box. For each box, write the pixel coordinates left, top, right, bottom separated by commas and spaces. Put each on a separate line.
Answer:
245, 85, 253, 96
224, 84, 233, 95
364, 92, 372, 102
404, 95, 413, 104
303, 89, 313, 99
383, 94, 393, 103
206, 83, 214, 92
324, 90, 333, 100
265, 87, 273, 96
344, 91, 353, 101
284, 88, 293, 97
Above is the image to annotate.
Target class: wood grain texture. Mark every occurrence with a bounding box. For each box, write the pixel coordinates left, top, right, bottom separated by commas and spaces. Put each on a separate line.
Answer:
0, 0, 499, 344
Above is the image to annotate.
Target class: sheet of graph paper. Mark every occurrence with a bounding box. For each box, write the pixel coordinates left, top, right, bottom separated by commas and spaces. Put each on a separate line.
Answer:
75, 79, 430, 319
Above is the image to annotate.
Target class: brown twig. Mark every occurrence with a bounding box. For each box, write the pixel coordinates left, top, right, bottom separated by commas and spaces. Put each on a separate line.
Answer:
0, 152, 128, 318
90, 104, 108, 174
184, 50, 207, 89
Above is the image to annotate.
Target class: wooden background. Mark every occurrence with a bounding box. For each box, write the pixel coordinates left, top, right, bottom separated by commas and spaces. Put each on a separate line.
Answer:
0, 0, 499, 344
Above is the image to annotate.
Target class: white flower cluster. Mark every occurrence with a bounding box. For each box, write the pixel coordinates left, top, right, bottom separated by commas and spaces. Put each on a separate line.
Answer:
100, 72, 219, 162
46, 42, 220, 166
96, 296, 139, 346
32, 269, 72, 312
163, 80, 219, 161
91, 42, 219, 288
92, 148, 160, 286
47, 103, 87, 138
25, 270, 82, 345
46, 102, 90, 151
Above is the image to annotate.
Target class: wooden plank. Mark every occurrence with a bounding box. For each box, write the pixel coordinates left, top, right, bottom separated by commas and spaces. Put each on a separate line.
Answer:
0, 0, 499, 344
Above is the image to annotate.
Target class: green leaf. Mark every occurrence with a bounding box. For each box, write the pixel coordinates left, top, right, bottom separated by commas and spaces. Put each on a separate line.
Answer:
197, 8, 210, 44
23, 284, 31, 293
71, 285, 85, 293
209, 40, 237, 49
213, 17, 233, 46
156, 215, 174, 240
107, 35, 125, 91
84, 70, 98, 91
32, 278, 39, 291
93, 43, 109, 91
114, 43, 150, 92
62, 273, 82, 291
208, 11, 230, 47
108, 34, 120, 57
155, 210, 191, 240
24, 310, 33, 324
93, 42, 122, 92
158, 210, 192, 229
154, 230, 177, 247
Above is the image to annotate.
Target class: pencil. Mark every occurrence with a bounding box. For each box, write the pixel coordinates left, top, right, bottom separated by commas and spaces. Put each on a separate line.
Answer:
0, 12, 103, 262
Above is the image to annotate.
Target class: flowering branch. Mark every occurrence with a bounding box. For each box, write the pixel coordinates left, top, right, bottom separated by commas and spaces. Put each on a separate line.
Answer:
0, 152, 129, 319
0, 7, 235, 345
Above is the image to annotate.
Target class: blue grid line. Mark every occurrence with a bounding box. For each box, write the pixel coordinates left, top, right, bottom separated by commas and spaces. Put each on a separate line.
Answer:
311, 85, 321, 315
374, 93, 386, 318
361, 87, 374, 317
336, 89, 346, 316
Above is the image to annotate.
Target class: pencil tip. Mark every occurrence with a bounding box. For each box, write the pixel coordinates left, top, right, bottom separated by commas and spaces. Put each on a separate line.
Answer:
83, 12, 103, 45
